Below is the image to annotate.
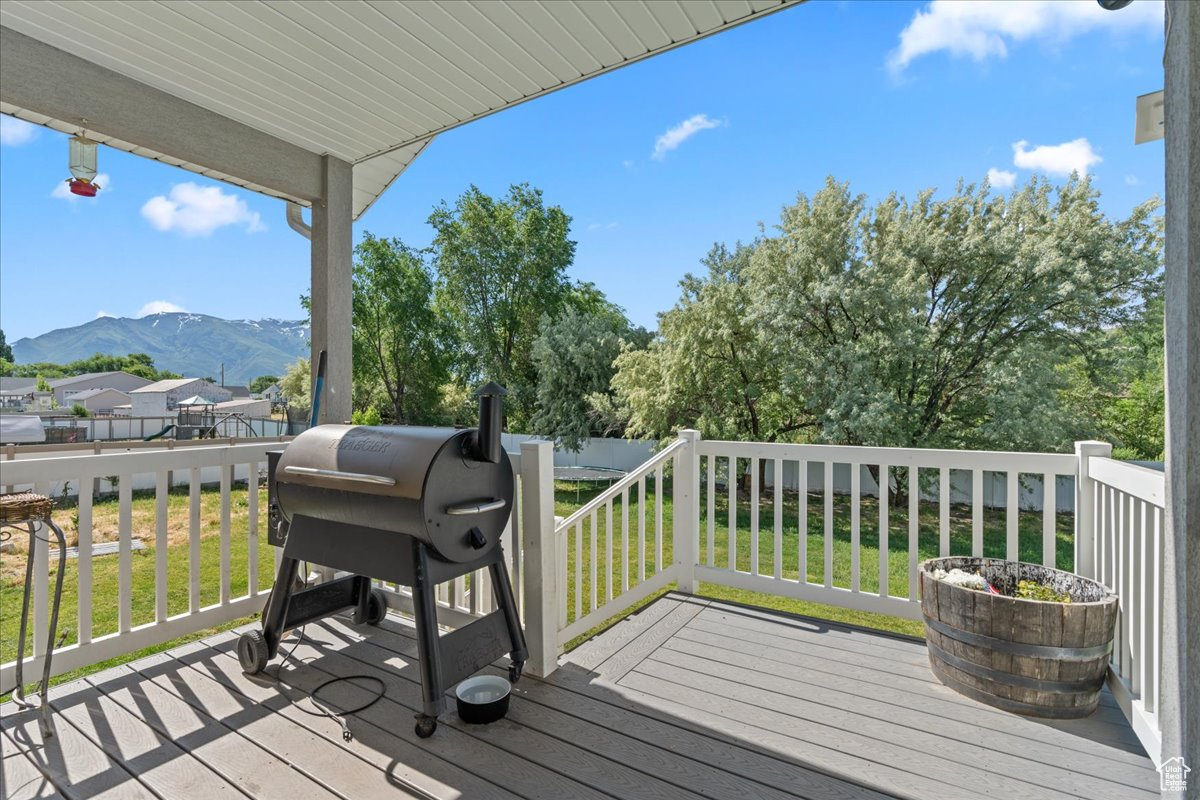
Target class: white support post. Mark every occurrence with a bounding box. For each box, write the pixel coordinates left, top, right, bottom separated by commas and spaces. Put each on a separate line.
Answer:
1162, 0, 1200, 777
520, 440, 558, 678
309, 154, 353, 426
1074, 441, 1111, 581
674, 430, 701, 594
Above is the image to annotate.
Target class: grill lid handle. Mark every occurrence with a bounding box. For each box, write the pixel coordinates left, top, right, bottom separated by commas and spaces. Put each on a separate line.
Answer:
445, 498, 508, 516
282, 466, 397, 487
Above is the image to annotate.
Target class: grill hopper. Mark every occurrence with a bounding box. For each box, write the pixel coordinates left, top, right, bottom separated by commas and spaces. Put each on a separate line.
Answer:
273, 424, 514, 564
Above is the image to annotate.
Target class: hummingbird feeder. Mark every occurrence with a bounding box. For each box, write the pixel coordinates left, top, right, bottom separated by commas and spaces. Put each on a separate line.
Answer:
66, 135, 100, 197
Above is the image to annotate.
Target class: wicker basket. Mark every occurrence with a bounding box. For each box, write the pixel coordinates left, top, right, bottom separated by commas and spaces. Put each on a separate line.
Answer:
0, 492, 54, 524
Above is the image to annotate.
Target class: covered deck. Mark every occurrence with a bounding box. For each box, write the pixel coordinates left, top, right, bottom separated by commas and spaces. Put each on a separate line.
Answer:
2, 594, 1158, 800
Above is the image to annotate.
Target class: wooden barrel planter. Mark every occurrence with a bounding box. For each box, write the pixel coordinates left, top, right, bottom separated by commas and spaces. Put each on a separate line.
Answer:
919, 557, 1117, 718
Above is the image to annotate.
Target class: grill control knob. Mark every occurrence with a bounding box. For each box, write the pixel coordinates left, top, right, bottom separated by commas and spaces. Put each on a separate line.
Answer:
467, 527, 488, 550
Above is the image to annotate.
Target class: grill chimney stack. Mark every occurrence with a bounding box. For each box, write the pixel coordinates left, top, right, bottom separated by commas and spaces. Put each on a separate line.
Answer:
473, 382, 506, 464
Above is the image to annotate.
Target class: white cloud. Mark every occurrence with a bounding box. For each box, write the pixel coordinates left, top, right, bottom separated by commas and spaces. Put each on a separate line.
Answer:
622, 159, 635, 169
586, 222, 619, 231
986, 167, 1017, 189
1012, 138, 1101, 177
0, 116, 38, 146
141, 182, 265, 236
652, 114, 723, 160
1124, 174, 1140, 186
137, 301, 187, 317
52, 173, 111, 201
95, 310, 116, 319
889, 0, 1163, 74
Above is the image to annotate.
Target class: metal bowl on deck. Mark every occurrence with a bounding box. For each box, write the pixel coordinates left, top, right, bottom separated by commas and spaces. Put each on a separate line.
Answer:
455, 675, 511, 724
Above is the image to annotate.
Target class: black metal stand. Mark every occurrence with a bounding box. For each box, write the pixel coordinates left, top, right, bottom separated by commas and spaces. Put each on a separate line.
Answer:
241, 515, 528, 739
5, 518, 67, 738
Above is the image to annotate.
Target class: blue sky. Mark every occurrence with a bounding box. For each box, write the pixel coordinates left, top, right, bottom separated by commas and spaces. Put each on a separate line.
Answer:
0, 0, 1165, 345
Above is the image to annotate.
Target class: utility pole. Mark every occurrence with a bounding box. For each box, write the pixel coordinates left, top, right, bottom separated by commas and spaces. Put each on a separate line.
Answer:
220, 363, 224, 386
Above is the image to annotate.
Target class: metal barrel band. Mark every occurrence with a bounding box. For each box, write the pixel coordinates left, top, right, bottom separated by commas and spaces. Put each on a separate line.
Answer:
923, 615, 1113, 661
928, 659, 1100, 719
926, 639, 1102, 694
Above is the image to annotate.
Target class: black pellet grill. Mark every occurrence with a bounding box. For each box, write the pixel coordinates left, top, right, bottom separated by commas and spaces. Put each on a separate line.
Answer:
238, 384, 527, 738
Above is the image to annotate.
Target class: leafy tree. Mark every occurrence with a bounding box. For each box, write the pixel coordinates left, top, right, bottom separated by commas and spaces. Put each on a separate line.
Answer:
36, 374, 51, 392
249, 375, 280, 394
70, 403, 90, 418
351, 232, 452, 424
745, 175, 1160, 460
351, 406, 382, 426
279, 357, 311, 409
0, 329, 12, 362
612, 243, 800, 445
429, 183, 575, 426
530, 300, 642, 451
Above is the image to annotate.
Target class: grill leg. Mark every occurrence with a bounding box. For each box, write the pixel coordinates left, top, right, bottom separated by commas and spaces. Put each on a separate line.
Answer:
410, 539, 444, 729
488, 554, 528, 679
262, 555, 300, 657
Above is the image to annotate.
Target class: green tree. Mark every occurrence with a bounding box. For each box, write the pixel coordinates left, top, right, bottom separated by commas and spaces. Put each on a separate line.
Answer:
36, 373, 51, 392
612, 243, 800, 445
0, 329, 12, 362
530, 300, 642, 451
249, 375, 280, 394
745, 175, 1160, 457
351, 232, 451, 424
279, 357, 311, 410
428, 183, 575, 426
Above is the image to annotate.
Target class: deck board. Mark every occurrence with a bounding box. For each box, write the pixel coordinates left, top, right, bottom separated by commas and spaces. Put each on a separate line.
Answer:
2, 592, 1158, 800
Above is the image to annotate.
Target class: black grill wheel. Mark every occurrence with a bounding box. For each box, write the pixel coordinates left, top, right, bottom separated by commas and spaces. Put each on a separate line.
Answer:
238, 630, 269, 675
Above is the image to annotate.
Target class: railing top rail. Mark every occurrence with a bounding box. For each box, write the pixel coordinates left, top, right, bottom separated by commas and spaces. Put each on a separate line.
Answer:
0, 440, 285, 483
697, 439, 1078, 472
4, 436, 291, 457
554, 438, 686, 533
1089, 456, 1166, 507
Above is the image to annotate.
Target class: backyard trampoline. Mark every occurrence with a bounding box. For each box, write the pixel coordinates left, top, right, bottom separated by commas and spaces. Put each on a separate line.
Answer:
554, 465, 627, 502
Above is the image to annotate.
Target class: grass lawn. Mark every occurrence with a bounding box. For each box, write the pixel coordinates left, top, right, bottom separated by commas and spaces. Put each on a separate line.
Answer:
2, 475, 1075, 692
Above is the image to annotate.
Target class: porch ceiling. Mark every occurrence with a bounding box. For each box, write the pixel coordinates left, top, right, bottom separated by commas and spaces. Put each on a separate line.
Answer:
0, 0, 798, 219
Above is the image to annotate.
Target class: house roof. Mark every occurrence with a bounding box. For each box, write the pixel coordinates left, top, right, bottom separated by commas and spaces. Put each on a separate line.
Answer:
48, 371, 123, 388
0, 377, 37, 393
0, 1, 797, 219
222, 385, 250, 398
215, 397, 266, 411
131, 378, 205, 393
67, 388, 131, 401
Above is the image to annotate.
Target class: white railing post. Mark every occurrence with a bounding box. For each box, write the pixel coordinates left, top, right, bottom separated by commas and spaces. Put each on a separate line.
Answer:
1074, 440, 1112, 580
674, 430, 700, 594
520, 440, 558, 678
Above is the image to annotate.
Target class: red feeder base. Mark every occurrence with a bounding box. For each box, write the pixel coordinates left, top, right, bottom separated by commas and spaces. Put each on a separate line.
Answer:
68, 179, 98, 197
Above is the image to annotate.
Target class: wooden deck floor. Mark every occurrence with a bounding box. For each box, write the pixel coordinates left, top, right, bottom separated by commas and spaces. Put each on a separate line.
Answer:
2, 593, 1159, 800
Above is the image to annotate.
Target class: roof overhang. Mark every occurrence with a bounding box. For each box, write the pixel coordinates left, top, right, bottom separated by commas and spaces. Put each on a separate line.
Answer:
0, 1, 800, 219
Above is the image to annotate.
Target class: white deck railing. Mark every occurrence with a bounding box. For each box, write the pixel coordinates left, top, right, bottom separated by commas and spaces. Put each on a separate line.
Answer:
1077, 444, 1166, 764
1, 432, 1165, 763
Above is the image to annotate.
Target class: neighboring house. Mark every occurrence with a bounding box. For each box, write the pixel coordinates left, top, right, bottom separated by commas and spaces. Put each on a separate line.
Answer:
49, 371, 153, 406
0, 376, 37, 410
260, 383, 283, 403
66, 388, 132, 416
222, 385, 251, 399
129, 378, 233, 416
215, 397, 270, 418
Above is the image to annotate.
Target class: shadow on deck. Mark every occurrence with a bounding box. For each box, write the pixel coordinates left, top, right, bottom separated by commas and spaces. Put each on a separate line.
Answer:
1, 593, 1158, 800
